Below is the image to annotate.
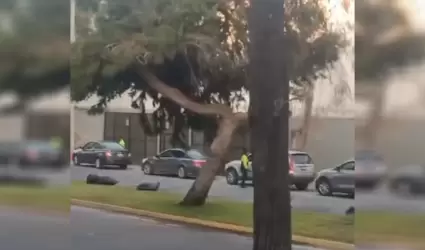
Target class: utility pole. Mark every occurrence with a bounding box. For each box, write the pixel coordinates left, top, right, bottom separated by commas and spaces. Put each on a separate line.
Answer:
70, 0, 76, 160
247, 0, 291, 249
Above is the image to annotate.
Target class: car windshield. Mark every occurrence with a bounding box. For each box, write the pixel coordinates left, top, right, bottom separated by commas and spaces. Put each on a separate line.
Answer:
186, 150, 206, 159
101, 142, 125, 150
25, 141, 57, 152
291, 153, 313, 164
355, 150, 383, 162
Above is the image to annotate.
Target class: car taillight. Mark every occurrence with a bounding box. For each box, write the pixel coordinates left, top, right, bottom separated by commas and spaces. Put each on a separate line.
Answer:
105, 151, 112, 157
193, 160, 206, 168
25, 149, 39, 160
289, 156, 295, 174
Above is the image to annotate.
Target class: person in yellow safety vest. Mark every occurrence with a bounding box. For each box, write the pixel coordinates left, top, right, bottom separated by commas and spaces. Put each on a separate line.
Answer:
118, 137, 126, 148
50, 136, 63, 149
240, 147, 250, 188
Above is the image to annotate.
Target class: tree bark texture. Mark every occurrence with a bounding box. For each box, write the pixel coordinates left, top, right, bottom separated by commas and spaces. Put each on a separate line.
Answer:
180, 113, 246, 206
248, 0, 291, 249
295, 86, 314, 150
137, 66, 247, 206
359, 85, 385, 148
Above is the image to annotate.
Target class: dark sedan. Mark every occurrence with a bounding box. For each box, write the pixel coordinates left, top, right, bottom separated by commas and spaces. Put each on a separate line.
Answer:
73, 141, 131, 169
0, 140, 67, 170
141, 148, 207, 178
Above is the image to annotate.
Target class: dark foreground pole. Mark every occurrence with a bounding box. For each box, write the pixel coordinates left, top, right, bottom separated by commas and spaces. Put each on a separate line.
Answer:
247, 0, 291, 249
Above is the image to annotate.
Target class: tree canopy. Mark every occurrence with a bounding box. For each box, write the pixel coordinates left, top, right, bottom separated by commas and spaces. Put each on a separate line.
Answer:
355, 0, 425, 82
0, 0, 70, 112
71, 0, 346, 145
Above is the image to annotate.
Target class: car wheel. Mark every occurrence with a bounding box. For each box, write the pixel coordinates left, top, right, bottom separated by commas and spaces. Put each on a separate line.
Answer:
143, 163, 153, 175
95, 158, 103, 169
119, 164, 128, 170
73, 155, 80, 166
316, 178, 332, 196
295, 183, 309, 191
226, 168, 239, 185
390, 179, 412, 196
177, 166, 186, 179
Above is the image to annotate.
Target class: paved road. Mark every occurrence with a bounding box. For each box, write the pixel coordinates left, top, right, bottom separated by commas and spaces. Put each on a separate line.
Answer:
0, 166, 69, 186
0, 208, 69, 250
0, 205, 414, 250
72, 206, 325, 250
1, 206, 321, 250
70, 164, 425, 214
71, 164, 354, 214
12, 164, 422, 214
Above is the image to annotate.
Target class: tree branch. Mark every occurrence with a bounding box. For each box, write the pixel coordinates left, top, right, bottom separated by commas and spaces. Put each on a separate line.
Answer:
136, 65, 234, 118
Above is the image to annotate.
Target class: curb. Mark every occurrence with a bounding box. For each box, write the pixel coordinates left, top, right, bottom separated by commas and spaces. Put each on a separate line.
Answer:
71, 199, 353, 250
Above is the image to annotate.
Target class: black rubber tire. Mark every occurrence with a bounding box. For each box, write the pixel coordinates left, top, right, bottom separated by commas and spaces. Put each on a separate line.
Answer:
316, 178, 332, 196
73, 155, 80, 166
95, 158, 103, 169
142, 163, 154, 175
226, 168, 239, 185
389, 179, 412, 196
119, 164, 128, 170
177, 166, 187, 179
295, 183, 309, 191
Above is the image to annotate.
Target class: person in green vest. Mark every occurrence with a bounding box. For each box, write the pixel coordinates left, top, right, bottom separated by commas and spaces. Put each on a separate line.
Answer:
118, 137, 126, 148
50, 136, 63, 149
239, 147, 250, 188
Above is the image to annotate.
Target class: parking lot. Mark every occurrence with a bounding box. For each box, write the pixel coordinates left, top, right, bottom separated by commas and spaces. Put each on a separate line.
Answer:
70, 164, 425, 214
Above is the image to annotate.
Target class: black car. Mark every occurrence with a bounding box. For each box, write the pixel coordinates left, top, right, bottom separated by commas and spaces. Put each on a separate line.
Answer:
73, 141, 131, 169
0, 140, 67, 169
142, 148, 207, 178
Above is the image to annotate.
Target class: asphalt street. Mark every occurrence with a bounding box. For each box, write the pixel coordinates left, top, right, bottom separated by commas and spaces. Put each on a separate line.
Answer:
72, 206, 327, 250
70, 165, 425, 214
0, 205, 412, 250
1, 206, 321, 250
0, 207, 69, 250
4, 165, 423, 215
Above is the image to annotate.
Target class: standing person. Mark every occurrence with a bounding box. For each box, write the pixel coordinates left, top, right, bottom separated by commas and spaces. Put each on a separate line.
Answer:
118, 137, 126, 148
240, 147, 250, 188
50, 136, 63, 149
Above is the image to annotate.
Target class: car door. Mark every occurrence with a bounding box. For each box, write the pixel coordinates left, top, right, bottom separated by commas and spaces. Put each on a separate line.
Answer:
88, 142, 104, 164
78, 142, 95, 164
166, 150, 186, 175
155, 150, 174, 173
334, 161, 355, 192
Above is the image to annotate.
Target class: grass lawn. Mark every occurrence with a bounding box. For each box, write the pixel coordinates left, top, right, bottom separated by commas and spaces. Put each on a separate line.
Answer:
71, 182, 354, 243
356, 211, 425, 247
0, 184, 68, 213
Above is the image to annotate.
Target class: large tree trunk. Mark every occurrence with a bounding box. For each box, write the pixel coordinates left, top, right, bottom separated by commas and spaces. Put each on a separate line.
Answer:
136, 67, 246, 206
295, 86, 314, 150
359, 85, 386, 148
180, 113, 245, 206
248, 0, 291, 249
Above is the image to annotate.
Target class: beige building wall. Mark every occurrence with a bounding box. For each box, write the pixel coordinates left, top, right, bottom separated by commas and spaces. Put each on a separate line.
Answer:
0, 115, 25, 141
74, 108, 104, 147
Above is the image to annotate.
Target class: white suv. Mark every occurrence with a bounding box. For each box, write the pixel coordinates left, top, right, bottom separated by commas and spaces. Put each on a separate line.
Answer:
224, 150, 316, 190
